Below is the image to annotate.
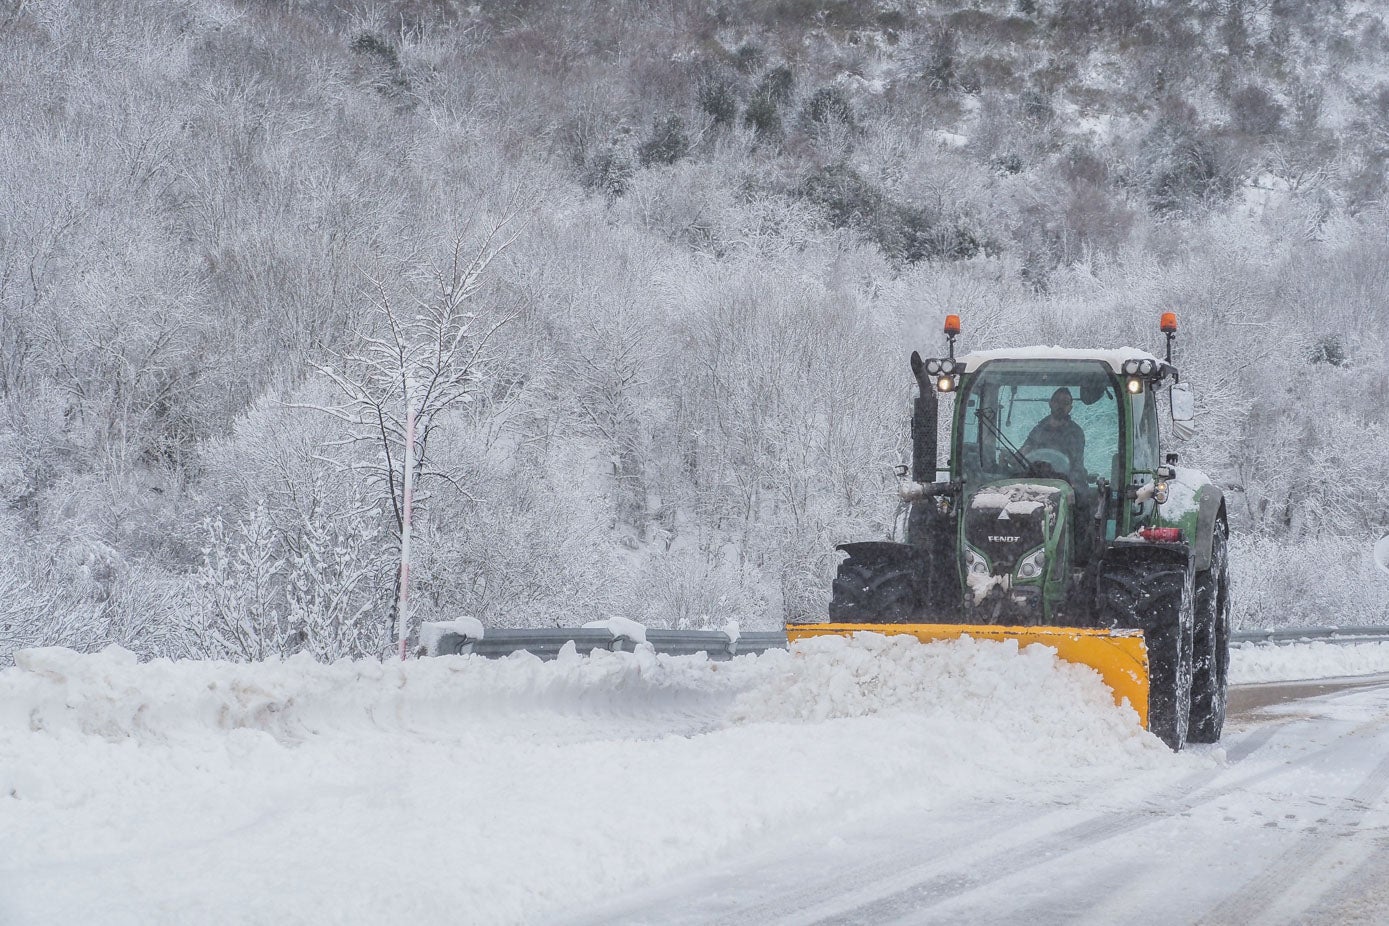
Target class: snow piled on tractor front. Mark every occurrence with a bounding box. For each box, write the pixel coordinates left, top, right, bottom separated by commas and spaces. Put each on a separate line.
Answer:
735, 632, 1152, 767
1, 637, 1185, 925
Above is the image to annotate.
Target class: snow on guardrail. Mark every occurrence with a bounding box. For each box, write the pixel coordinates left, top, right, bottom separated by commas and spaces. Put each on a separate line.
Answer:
422, 623, 1389, 660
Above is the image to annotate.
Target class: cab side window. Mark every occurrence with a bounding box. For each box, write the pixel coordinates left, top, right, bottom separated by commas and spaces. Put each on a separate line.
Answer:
1132, 388, 1159, 473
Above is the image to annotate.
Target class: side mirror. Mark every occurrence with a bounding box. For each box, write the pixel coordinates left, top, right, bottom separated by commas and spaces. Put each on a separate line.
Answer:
1169, 381, 1196, 441
1376, 534, 1389, 577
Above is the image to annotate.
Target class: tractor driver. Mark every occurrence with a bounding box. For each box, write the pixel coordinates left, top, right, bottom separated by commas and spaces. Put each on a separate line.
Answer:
1021, 387, 1086, 482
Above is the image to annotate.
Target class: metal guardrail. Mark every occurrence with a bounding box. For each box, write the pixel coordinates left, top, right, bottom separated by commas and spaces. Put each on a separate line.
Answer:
426, 625, 1389, 659
1231, 625, 1389, 646
427, 627, 788, 660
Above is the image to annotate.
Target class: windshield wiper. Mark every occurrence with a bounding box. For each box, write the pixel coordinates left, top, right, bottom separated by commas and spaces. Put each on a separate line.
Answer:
975, 407, 1031, 472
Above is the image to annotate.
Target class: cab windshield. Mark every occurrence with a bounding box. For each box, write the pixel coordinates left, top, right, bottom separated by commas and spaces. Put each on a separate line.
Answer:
956, 360, 1120, 486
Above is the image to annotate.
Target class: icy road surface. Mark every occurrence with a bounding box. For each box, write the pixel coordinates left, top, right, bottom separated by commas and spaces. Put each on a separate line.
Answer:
3, 635, 1389, 925
574, 676, 1389, 926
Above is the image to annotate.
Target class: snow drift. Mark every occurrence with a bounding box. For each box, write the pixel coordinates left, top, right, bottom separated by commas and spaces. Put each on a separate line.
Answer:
0, 633, 1273, 925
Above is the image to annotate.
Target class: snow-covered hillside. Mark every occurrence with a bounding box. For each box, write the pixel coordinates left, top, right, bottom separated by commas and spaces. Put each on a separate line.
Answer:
4, 0, 1389, 664
6, 635, 1388, 925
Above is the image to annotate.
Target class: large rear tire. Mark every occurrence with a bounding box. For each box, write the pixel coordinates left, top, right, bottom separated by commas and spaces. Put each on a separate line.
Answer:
1098, 547, 1195, 751
1188, 523, 1231, 743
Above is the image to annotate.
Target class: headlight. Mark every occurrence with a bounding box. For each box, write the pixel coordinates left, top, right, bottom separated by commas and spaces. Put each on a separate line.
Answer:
1122, 359, 1140, 374
1138, 359, 1156, 375
1017, 548, 1046, 580
1126, 377, 1143, 394
937, 375, 957, 393
925, 359, 942, 375
940, 359, 957, 374
966, 549, 990, 576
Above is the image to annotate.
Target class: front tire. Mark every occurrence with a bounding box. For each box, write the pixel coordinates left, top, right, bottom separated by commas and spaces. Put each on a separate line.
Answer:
1098, 547, 1195, 750
829, 542, 930, 623
1188, 523, 1231, 743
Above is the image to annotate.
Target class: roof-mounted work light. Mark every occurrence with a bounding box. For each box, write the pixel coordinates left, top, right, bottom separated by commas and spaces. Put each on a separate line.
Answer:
1122, 358, 1159, 378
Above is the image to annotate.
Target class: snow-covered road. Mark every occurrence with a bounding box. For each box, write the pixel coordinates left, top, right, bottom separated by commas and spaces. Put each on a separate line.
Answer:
4, 635, 1389, 925
572, 676, 1389, 925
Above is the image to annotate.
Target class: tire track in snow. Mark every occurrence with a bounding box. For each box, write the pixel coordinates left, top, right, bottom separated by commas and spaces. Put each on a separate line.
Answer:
1194, 723, 1389, 926
564, 787, 1111, 926
927, 695, 1389, 926
989, 720, 1302, 925
1296, 837, 1389, 926
565, 723, 1290, 926
797, 717, 1368, 925
574, 683, 1389, 926
994, 682, 1389, 926
770, 719, 1291, 925
822, 682, 1389, 924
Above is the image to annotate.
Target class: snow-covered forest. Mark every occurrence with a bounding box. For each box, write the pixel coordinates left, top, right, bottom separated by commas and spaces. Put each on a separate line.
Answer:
2, 0, 1387, 662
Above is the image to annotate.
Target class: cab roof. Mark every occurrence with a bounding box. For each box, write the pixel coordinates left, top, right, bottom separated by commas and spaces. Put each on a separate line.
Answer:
955, 346, 1164, 375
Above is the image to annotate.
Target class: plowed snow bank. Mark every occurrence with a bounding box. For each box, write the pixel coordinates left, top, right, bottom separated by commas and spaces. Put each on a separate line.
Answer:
1, 635, 1182, 926
1230, 640, 1389, 684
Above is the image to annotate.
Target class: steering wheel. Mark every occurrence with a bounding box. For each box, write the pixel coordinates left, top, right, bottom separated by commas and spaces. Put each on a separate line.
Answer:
1026, 447, 1072, 475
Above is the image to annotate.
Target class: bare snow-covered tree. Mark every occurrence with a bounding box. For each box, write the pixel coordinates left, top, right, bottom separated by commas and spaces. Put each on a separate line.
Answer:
304, 216, 526, 641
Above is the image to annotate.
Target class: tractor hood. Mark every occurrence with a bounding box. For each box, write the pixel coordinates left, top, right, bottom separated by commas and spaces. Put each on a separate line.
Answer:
966, 481, 1062, 571
962, 480, 1072, 619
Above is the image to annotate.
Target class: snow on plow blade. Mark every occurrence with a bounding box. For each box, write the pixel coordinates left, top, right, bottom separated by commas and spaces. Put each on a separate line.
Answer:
785, 623, 1151, 730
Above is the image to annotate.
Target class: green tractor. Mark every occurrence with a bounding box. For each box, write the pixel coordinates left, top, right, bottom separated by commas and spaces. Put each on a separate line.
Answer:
790, 314, 1231, 750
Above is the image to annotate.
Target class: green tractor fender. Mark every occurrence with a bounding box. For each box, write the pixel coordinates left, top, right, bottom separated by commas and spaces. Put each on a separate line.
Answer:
1159, 472, 1225, 572
1192, 489, 1226, 572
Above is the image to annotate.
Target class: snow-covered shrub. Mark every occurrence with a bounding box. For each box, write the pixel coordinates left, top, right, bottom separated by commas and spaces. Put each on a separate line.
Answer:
0, 573, 101, 666
743, 93, 783, 141
581, 146, 636, 200
1228, 82, 1284, 138
1134, 106, 1239, 214
623, 548, 772, 630
1229, 533, 1389, 630
622, 158, 830, 258
191, 506, 290, 661
285, 513, 389, 661
697, 68, 739, 127
190, 500, 392, 662
408, 451, 623, 629
637, 114, 690, 167
96, 563, 193, 660
803, 85, 856, 132
0, 536, 185, 664
755, 65, 794, 105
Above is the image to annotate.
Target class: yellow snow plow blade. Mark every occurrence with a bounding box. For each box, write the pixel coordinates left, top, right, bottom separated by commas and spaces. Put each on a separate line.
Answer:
785, 623, 1151, 729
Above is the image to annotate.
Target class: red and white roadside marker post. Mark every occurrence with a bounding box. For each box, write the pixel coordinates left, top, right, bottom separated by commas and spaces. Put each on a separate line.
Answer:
396, 385, 417, 661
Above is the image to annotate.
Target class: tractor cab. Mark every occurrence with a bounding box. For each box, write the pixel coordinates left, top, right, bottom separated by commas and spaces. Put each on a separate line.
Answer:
955, 352, 1167, 530
956, 359, 1119, 493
